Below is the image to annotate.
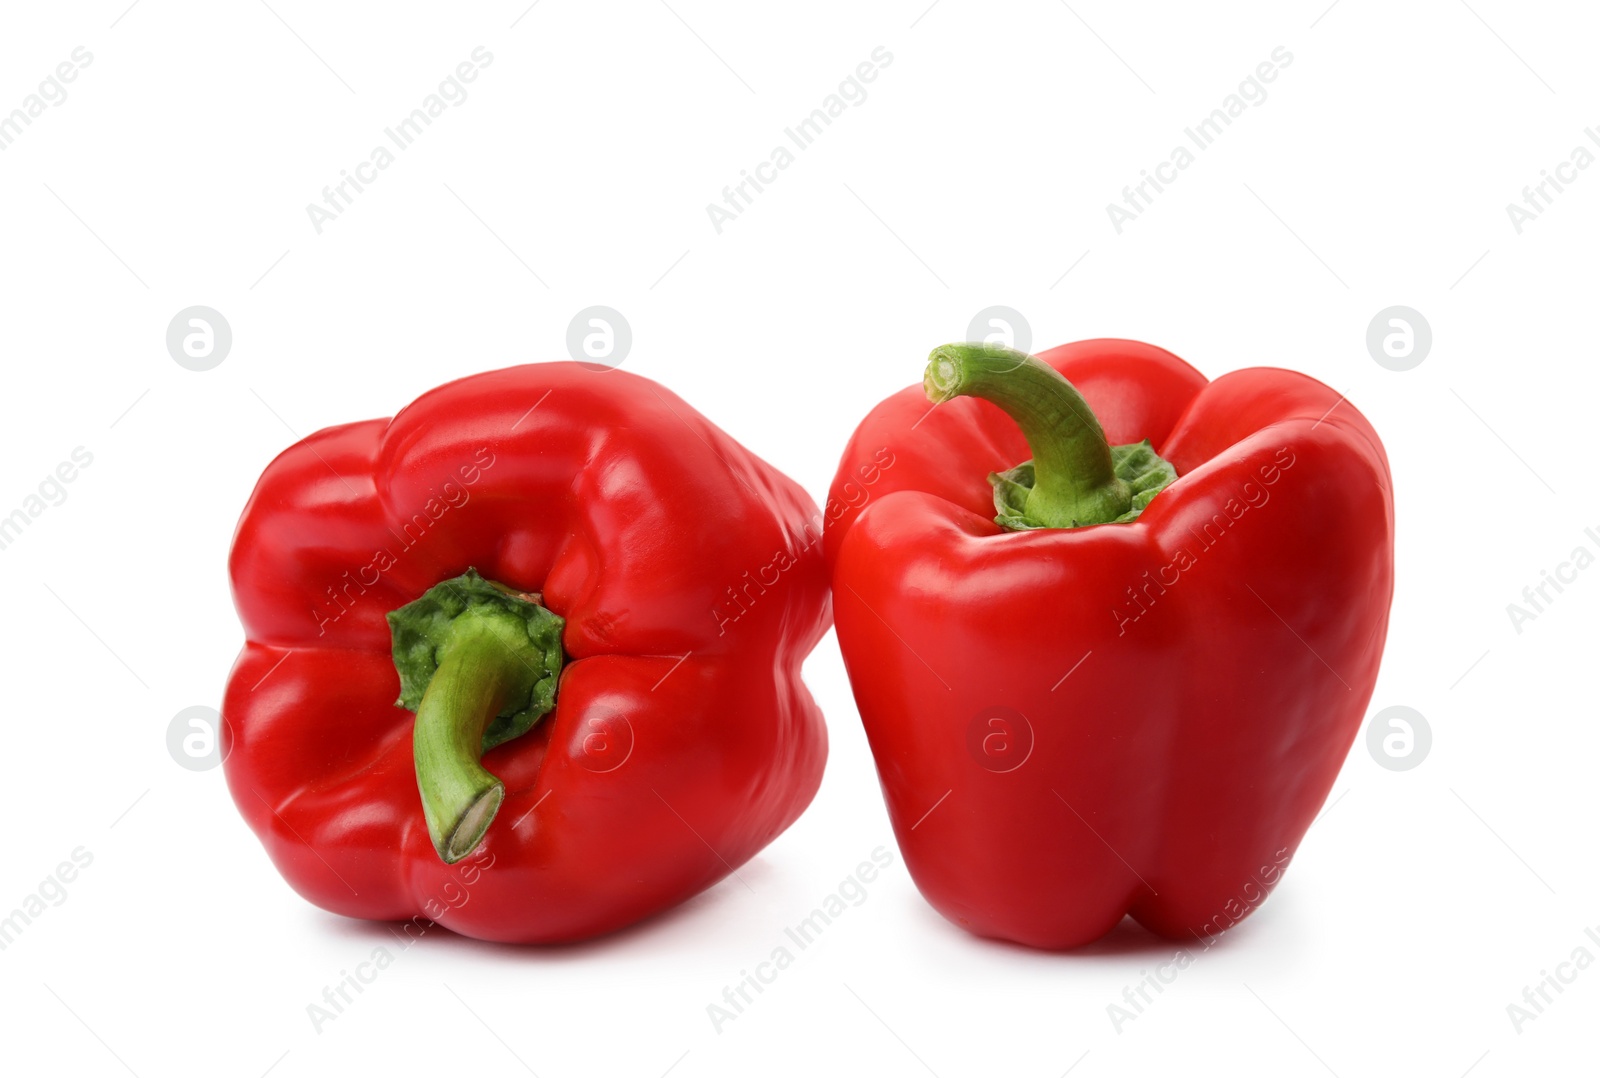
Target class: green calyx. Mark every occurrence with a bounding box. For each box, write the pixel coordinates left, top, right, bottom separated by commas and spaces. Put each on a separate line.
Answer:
924, 342, 1177, 531
387, 568, 565, 863
990, 442, 1175, 530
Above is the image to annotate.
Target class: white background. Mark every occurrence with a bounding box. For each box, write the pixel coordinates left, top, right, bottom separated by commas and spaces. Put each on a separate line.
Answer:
0, 1, 1595, 1075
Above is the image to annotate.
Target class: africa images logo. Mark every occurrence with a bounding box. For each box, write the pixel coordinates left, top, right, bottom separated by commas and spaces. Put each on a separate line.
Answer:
1112, 447, 1296, 634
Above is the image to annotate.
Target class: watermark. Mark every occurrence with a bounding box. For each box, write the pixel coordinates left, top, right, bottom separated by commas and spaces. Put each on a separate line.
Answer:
566, 305, 631, 370
1505, 922, 1600, 1034
167, 306, 232, 371
966, 706, 1033, 773
1366, 306, 1430, 371
1505, 526, 1600, 635
306, 47, 493, 234
307, 850, 494, 1033
167, 706, 228, 771
713, 447, 895, 635
967, 306, 1031, 355
1106, 46, 1292, 234
711, 543, 815, 636
1107, 950, 1197, 1033
0, 46, 92, 152
1192, 846, 1290, 940
313, 447, 496, 634
572, 706, 633, 773
0, 447, 94, 555
0, 847, 94, 952
825, 446, 897, 525
1106, 847, 1290, 1033
1113, 447, 1297, 634
1505, 128, 1599, 234
1365, 705, 1430, 771
706, 46, 893, 234
707, 846, 894, 1033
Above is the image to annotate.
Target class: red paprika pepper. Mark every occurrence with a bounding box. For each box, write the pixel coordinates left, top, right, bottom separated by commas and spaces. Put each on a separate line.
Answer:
825, 340, 1394, 949
223, 363, 829, 943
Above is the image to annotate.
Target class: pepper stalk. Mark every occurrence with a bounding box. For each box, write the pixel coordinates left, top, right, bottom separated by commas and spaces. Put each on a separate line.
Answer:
924, 342, 1177, 530
387, 569, 565, 863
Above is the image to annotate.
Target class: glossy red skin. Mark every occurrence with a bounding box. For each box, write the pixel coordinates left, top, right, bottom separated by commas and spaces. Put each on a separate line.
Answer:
223, 363, 829, 943
826, 340, 1393, 949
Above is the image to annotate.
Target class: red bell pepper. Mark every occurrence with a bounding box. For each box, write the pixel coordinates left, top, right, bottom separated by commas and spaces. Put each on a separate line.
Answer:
222, 363, 829, 943
825, 340, 1393, 949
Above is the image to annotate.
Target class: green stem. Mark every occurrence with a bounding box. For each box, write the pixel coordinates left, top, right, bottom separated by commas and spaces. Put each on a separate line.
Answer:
925, 343, 1132, 528
388, 568, 565, 864
412, 615, 536, 862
